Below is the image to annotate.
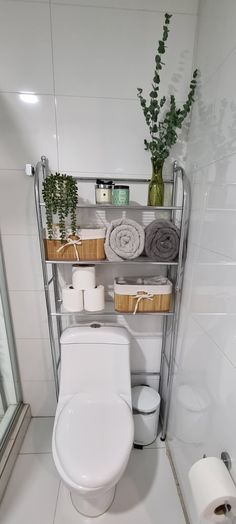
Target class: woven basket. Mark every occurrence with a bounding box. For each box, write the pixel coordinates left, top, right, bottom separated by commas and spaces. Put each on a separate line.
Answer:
114, 277, 172, 313
44, 229, 106, 261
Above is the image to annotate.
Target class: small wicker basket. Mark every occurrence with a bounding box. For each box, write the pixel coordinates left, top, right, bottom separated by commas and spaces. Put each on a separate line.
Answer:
114, 277, 172, 313
44, 228, 106, 261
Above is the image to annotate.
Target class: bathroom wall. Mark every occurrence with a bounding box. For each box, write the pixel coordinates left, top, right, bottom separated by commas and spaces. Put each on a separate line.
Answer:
0, 0, 198, 415
167, 1, 236, 522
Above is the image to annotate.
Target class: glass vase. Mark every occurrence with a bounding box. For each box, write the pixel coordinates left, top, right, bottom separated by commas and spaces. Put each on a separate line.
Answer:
147, 159, 164, 206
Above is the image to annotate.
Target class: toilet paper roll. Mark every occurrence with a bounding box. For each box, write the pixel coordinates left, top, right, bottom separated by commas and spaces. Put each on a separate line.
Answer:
72, 265, 96, 290
62, 285, 83, 312
189, 457, 236, 522
84, 285, 105, 311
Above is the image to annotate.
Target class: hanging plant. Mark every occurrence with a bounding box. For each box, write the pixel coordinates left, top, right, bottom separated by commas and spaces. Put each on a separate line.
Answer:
42, 173, 78, 241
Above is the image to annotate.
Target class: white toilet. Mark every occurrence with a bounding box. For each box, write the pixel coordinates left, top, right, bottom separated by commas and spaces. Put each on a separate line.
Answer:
52, 324, 134, 517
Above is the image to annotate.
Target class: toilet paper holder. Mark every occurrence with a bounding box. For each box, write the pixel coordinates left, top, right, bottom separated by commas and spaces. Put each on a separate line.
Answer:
202, 451, 232, 472
221, 451, 232, 472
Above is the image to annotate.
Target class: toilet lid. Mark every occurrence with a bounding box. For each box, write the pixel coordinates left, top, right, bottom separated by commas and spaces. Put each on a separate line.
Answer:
54, 392, 134, 489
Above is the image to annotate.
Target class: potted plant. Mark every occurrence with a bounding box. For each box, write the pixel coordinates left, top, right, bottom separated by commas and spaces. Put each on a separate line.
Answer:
42, 172, 80, 259
42, 173, 106, 261
42, 172, 78, 240
137, 13, 198, 206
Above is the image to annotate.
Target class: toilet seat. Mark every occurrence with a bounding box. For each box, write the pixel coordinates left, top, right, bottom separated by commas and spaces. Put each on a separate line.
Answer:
53, 392, 133, 491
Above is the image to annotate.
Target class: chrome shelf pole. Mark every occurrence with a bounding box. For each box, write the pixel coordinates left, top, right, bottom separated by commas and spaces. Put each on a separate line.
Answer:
34, 157, 59, 398
161, 165, 190, 440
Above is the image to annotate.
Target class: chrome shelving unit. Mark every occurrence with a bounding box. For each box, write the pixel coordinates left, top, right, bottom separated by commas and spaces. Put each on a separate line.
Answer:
33, 155, 190, 440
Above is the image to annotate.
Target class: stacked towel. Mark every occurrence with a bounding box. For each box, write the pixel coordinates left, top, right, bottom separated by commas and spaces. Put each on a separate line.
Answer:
105, 218, 145, 261
145, 219, 180, 262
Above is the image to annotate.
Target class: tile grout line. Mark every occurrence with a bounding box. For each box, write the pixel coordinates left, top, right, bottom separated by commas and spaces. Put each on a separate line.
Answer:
1, 0, 198, 16
0, 90, 187, 103
19, 451, 52, 455
53, 480, 61, 524
49, 0, 60, 172
190, 241, 236, 263
166, 444, 190, 524
190, 312, 236, 370
53, 3, 198, 17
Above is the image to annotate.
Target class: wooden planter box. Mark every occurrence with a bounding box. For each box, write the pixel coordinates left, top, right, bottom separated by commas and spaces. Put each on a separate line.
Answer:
114, 277, 172, 313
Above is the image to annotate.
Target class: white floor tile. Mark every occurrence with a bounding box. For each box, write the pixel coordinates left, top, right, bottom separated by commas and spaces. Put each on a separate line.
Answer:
54, 448, 186, 524
21, 381, 56, 417
0, 454, 60, 524
20, 417, 54, 454
144, 431, 166, 449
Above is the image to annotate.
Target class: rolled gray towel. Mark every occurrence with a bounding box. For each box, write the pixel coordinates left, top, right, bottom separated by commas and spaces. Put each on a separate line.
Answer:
105, 218, 145, 261
145, 219, 180, 261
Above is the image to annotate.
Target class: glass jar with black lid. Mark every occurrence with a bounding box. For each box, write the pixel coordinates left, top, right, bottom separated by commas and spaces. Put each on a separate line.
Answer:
95, 179, 113, 204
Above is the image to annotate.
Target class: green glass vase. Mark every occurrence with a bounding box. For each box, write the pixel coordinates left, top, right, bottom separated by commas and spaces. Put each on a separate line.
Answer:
148, 159, 164, 206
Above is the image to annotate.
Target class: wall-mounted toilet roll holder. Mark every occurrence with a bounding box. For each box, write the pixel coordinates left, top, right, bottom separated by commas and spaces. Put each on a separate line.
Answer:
221, 451, 232, 472
203, 451, 232, 472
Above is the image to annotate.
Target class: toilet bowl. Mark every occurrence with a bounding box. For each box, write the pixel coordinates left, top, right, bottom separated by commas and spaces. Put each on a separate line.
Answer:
52, 325, 134, 517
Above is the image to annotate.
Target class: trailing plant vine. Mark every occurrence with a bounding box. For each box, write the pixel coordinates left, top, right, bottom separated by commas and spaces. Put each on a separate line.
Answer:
42, 173, 78, 240
137, 12, 198, 167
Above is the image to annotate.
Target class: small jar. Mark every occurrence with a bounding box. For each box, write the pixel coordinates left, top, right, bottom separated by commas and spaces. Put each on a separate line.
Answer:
112, 185, 130, 205
95, 179, 113, 204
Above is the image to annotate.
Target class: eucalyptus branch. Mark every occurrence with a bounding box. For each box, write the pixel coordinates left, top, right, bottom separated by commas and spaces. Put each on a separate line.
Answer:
137, 12, 198, 164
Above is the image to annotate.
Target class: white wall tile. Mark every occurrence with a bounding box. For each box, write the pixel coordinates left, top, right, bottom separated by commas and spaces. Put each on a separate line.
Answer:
52, 5, 197, 99
130, 337, 162, 373
188, 48, 236, 170
200, 209, 236, 260
21, 380, 56, 416
16, 339, 53, 381
0, 93, 58, 170
51, 0, 199, 14
185, 81, 219, 170
0, 1, 53, 94
57, 96, 187, 174
189, 248, 236, 314
0, 171, 37, 235
196, 0, 236, 84
9, 291, 49, 339
168, 2, 236, 522
1, 235, 43, 291
57, 96, 149, 173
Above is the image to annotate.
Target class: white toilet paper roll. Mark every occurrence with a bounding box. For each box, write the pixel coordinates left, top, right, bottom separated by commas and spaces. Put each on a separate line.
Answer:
72, 266, 96, 290
62, 285, 83, 312
84, 285, 105, 311
189, 457, 236, 522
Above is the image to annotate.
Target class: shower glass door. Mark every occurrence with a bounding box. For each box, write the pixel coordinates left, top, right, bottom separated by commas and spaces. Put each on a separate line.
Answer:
0, 234, 22, 452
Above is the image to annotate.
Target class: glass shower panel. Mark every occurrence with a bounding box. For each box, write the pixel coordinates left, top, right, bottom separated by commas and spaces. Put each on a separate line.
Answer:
0, 235, 22, 449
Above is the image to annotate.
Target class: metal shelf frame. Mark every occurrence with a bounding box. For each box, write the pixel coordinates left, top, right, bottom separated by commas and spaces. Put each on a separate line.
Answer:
33, 155, 190, 440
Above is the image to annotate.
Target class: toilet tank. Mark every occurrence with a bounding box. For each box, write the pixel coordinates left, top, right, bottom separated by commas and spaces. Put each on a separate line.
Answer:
59, 324, 131, 400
